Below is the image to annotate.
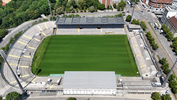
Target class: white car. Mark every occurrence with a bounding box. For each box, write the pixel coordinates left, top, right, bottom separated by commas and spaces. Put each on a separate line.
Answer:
166, 90, 169, 94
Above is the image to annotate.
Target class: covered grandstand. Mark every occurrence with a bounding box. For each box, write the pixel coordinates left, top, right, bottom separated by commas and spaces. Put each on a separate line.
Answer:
127, 31, 157, 77
55, 16, 125, 34
63, 71, 117, 95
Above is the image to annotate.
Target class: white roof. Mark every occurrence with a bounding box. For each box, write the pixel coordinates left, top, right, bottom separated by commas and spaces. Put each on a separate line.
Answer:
63, 71, 117, 89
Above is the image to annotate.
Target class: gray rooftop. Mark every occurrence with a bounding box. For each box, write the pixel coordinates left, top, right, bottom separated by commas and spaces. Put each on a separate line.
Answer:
56, 16, 125, 25
63, 71, 117, 89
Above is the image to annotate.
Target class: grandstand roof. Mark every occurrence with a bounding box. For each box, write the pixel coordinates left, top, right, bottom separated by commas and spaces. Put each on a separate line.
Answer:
55, 16, 125, 25
63, 71, 117, 89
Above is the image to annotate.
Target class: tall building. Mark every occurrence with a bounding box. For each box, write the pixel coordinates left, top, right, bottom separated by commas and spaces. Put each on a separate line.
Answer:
99, 0, 111, 8
166, 15, 177, 37
161, 6, 177, 24
148, 0, 173, 10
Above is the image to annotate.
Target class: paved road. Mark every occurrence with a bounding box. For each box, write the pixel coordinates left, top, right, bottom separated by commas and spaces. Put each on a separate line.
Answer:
143, 19, 176, 100
26, 92, 151, 100
0, 20, 34, 48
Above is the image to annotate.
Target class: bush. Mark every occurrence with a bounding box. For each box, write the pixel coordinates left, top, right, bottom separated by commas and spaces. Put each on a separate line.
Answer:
67, 97, 76, 100
50, 16, 57, 21
126, 15, 131, 22
98, 4, 105, 10
5, 92, 21, 100
118, 13, 122, 17
43, 19, 48, 21
151, 92, 161, 100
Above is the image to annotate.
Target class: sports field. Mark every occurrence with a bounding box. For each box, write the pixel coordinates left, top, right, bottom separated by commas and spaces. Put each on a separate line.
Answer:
32, 35, 139, 76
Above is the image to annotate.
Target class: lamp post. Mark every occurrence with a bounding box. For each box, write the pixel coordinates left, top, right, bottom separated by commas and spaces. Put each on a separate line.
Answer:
48, 0, 53, 21
130, 0, 136, 23
0, 50, 26, 99
162, 57, 177, 88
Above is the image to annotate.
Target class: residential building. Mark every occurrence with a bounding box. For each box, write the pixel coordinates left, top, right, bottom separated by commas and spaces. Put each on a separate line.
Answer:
161, 6, 177, 24
148, 0, 173, 11
166, 15, 177, 37
99, 0, 111, 8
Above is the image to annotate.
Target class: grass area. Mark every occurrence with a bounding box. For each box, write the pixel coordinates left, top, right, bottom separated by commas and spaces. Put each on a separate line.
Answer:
32, 35, 139, 76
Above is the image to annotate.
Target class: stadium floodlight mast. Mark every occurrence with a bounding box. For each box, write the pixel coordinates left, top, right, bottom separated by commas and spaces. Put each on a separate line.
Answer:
48, 0, 53, 21
0, 50, 25, 94
162, 57, 177, 88
130, 0, 136, 23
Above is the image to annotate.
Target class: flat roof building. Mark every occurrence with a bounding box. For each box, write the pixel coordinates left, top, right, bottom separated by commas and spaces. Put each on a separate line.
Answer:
63, 71, 117, 95
55, 16, 125, 34
161, 6, 177, 24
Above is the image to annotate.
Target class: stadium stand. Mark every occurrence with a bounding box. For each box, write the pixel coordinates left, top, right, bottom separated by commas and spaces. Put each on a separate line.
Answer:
1, 21, 55, 87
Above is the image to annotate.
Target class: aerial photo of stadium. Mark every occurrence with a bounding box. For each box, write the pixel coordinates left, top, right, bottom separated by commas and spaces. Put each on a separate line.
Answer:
0, 15, 163, 98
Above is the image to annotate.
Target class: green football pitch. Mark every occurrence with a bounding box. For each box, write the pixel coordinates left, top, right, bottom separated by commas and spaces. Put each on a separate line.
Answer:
32, 35, 139, 76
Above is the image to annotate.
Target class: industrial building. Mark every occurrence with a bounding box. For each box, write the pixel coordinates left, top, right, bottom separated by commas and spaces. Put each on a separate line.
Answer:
63, 71, 117, 95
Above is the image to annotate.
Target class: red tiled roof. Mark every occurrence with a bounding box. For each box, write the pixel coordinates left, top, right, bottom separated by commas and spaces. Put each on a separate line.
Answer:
169, 16, 177, 29
150, 0, 172, 3
2, 3, 6, 6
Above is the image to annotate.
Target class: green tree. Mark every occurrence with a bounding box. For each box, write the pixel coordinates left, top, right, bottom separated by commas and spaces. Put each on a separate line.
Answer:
151, 92, 161, 100
173, 37, 177, 42
161, 63, 169, 70
140, 21, 147, 30
98, 4, 105, 10
159, 58, 167, 65
171, 41, 177, 49
89, 6, 94, 12
107, 5, 109, 9
168, 74, 176, 81
169, 80, 177, 88
77, 0, 86, 10
164, 68, 170, 74
5, 92, 21, 100
134, 20, 140, 25
152, 43, 159, 50
161, 24, 166, 30
0, 96, 2, 100
162, 94, 171, 100
70, 6, 75, 13
126, 15, 131, 22
131, 19, 136, 24
172, 87, 177, 94
164, 28, 170, 34
166, 32, 173, 41
56, 7, 64, 15
67, 97, 76, 100
113, 3, 116, 8
69, 0, 77, 8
